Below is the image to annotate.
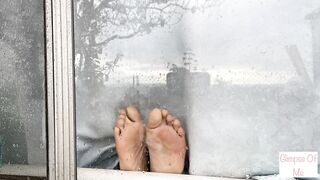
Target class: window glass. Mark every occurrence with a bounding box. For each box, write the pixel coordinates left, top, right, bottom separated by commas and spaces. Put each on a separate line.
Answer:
74, 0, 320, 177
0, 0, 46, 175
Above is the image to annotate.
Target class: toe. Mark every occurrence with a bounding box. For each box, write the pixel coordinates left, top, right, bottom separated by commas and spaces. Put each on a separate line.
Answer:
119, 109, 126, 116
177, 127, 185, 137
126, 106, 142, 122
166, 114, 175, 125
118, 114, 126, 120
148, 108, 162, 129
117, 118, 125, 129
161, 109, 171, 125
114, 127, 121, 140
173, 119, 181, 132
161, 109, 169, 119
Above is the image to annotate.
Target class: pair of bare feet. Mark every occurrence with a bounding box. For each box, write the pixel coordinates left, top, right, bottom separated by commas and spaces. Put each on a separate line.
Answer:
114, 107, 187, 174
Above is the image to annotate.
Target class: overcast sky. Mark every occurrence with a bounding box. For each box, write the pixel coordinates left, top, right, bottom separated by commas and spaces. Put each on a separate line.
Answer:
104, 0, 320, 84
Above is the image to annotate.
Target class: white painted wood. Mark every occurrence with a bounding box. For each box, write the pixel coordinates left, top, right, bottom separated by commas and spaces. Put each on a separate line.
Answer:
0, 165, 318, 179
45, 0, 55, 179
77, 168, 243, 180
0, 165, 46, 177
48, 0, 76, 179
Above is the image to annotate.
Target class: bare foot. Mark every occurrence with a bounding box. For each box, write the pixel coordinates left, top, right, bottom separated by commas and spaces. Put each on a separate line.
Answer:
146, 108, 187, 174
114, 106, 148, 171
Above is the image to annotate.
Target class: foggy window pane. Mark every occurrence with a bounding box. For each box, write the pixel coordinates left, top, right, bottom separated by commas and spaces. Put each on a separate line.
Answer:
74, 0, 320, 178
0, 0, 46, 173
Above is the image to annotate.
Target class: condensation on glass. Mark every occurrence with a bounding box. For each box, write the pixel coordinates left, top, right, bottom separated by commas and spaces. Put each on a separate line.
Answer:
0, 0, 46, 171
74, 0, 320, 178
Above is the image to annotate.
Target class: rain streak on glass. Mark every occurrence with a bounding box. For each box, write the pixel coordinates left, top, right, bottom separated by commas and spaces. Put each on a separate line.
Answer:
0, 0, 46, 173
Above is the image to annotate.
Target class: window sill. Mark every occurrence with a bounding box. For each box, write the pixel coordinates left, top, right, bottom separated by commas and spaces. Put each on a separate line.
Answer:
77, 168, 242, 180
0, 165, 239, 179
1, 165, 318, 180
0, 164, 46, 177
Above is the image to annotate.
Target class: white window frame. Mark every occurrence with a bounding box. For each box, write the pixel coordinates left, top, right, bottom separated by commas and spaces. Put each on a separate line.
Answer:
0, 0, 265, 179
2, 0, 298, 179
46, 0, 76, 179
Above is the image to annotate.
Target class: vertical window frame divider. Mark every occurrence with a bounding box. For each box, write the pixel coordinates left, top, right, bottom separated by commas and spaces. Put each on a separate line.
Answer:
46, 0, 76, 180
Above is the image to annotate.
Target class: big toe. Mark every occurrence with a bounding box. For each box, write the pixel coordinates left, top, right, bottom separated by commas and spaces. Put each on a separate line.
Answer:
126, 106, 142, 122
148, 108, 163, 129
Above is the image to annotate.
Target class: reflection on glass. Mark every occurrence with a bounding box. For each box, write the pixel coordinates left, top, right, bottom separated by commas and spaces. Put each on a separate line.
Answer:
0, 0, 46, 169
74, 0, 320, 178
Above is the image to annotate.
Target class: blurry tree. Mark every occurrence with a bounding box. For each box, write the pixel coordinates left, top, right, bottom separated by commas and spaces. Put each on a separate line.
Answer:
74, 0, 218, 90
